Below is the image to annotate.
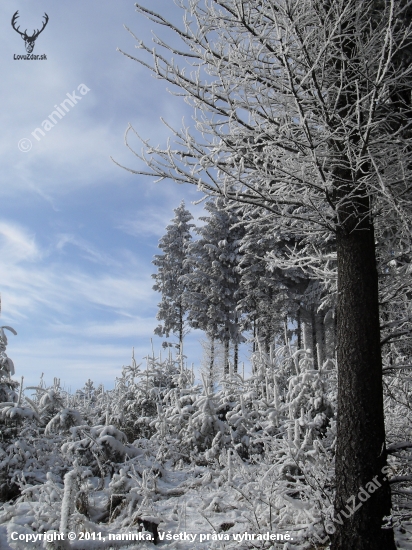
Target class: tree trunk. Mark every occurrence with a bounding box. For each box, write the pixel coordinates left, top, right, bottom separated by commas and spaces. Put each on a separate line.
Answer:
210, 337, 215, 391
224, 326, 230, 375
253, 316, 257, 354
179, 303, 183, 364
332, 222, 395, 549
297, 307, 302, 350
265, 287, 274, 354
302, 313, 310, 352
328, 4, 395, 543
315, 309, 325, 368
233, 315, 239, 373
311, 305, 318, 370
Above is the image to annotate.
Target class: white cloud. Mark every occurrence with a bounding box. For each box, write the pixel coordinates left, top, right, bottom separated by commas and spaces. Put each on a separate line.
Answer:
0, 221, 40, 262
55, 234, 120, 266
49, 317, 154, 339
64, 272, 154, 310
0, 217, 155, 326
117, 208, 175, 238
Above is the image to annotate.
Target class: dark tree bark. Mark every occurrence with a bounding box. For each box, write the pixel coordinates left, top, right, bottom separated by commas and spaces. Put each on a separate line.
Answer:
297, 307, 302, 350
311, 305, 318, 370
233, 315, 239, 374
210, 337, 215, 391
332, 202, 395, 548
328, 2, 396, 544
253, 316, 257, 354
224, 325, 230, 375
234, 341, 238, 374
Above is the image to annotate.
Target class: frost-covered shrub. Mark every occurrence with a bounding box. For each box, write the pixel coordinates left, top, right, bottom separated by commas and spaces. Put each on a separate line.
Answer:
0, 403, 39, 423
96, 351, 194, 444
25, 379, 69, 426
44, 408, 83, 435
61, 424, 140, 476
0, 426, 67, 505
0, 327, 20, 442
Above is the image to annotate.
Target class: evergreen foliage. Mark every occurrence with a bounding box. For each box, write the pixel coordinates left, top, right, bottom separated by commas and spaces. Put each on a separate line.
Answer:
182, 197, 245, 374
152, 201, 194, 352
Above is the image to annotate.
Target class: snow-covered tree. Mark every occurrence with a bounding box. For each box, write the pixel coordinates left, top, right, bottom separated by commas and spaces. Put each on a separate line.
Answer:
152, 201, 194, 354
183, 197, 244, 373
237, 208, 306, 356
0, 326, 18, 405
119, 1, 412, 547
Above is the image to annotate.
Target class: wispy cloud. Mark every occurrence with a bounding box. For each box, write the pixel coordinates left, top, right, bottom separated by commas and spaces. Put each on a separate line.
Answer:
116, 195, 208, 240
0, 218, 157, 360
117, 208, 175, 238
49, 317, 155, 339
55, 233, 120, 266
0, 221, 41, 262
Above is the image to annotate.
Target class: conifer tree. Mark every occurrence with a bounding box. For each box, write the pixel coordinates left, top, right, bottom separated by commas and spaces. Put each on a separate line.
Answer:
237, 208, 310, 355
152, 201, 194, 355
0, 326, 18, 404
183, 197, 244, 373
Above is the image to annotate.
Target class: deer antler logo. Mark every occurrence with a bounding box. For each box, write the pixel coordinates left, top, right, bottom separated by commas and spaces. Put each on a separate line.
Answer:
11, 11, 49, 54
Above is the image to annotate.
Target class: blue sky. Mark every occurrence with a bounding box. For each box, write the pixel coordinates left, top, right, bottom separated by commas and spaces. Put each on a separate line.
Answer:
1, 0, 251, 390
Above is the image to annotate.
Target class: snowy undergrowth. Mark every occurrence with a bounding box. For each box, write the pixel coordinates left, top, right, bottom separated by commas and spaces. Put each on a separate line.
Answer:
0, 337, 411, 549
0, 440, 334, 550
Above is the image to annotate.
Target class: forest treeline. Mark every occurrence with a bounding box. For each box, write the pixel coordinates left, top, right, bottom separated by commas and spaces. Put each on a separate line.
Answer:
152, 199, 337, 377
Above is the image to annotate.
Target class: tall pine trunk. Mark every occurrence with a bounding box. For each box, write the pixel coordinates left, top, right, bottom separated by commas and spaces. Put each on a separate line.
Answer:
179, 302, 183, 361
332, 220, 395, 549
329, 3, 395, 543
311, 305, 318, 370
233, 315, 239, 373
315, 309, 326, 368
297, 307, 302, 350
210, 337, 215, 391
253, 316, 257, 354
224, 325, 230, 375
